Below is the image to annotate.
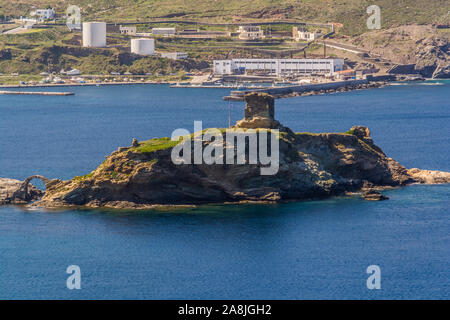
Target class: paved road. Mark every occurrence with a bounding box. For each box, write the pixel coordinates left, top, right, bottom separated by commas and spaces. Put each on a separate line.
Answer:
2, 22, 35, 34
324, 40, 370, 54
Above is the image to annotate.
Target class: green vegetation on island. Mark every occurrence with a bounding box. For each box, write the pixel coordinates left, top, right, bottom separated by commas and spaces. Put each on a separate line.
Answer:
130, 137, 180, 154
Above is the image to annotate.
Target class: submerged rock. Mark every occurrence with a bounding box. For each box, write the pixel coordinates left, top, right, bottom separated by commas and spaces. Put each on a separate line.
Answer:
362, 189, 389, 201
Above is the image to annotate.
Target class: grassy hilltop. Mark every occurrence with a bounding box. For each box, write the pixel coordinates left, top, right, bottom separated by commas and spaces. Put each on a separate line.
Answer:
0, 27, 210, 78
1, 0, 449, 35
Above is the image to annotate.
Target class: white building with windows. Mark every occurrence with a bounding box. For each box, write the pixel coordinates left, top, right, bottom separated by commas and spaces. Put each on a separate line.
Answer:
213, 58, 344, 76
293, 27, 322, 41
120, 26, 137, 36
237, 26, 264, 40
33, 8, 55, 22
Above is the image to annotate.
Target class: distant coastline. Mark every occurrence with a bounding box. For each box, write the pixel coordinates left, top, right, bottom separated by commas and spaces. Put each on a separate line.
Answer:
0, 81, 172, 89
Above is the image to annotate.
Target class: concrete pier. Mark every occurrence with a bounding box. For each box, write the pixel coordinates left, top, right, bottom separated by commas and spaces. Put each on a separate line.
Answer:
223, 79, 369, 101
0, 91, 74, 96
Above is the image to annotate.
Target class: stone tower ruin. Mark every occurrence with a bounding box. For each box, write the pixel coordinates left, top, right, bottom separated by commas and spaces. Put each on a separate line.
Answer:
235, 92, 280, 129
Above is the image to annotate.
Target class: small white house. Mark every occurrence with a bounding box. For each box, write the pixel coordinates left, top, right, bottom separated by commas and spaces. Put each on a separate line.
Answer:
120, 26, 137, 36
237, 26, 264, 40
33, 8, 55, 22
293, 27, 322, 41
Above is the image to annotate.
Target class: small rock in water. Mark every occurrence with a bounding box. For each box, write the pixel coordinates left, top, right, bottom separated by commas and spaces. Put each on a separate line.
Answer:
362, 189, 389, 201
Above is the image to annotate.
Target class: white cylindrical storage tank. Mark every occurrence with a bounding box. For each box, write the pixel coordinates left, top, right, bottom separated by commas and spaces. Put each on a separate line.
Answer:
82, 22, 106, 48
131, 38, 155, 55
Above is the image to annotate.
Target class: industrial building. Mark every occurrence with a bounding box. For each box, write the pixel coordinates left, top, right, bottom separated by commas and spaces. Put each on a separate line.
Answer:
237, 26, 264, 40
213, 58, 344, 76
151, 27, 176, 36
82, 22, 107, 48
131, 38, 155, 55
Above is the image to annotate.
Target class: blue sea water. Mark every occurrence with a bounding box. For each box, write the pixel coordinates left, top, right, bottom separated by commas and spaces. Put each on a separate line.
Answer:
0, 81, 449, 299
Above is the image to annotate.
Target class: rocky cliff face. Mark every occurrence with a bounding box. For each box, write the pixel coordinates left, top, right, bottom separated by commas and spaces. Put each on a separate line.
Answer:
31, 93, 450, 209
350, 25, 449, 78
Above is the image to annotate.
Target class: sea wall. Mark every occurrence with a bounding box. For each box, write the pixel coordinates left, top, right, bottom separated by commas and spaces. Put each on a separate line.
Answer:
366, 74, 397, 82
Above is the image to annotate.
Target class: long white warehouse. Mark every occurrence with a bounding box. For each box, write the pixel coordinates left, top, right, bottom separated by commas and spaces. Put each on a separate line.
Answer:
213, 58, 344, 76
82, 22, 107, 48
131, 38, 155, 55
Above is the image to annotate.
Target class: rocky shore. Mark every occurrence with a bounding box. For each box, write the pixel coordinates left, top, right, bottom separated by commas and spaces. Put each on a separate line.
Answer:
1, 92, 449, 210
350, 25, 449, 79
0, 178, 43, 205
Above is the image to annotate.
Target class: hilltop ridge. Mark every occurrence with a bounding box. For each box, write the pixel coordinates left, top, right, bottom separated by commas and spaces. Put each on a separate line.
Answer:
1, 0, 448, 35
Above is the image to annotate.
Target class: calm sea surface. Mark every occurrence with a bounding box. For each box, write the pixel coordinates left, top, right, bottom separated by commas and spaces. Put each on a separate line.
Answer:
0, 81, 449, 299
